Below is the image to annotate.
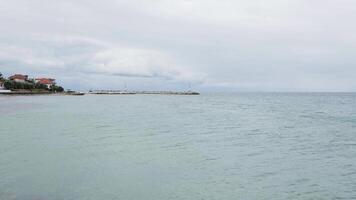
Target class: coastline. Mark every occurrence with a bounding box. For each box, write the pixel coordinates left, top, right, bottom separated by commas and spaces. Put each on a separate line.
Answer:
0, 91, 64, 96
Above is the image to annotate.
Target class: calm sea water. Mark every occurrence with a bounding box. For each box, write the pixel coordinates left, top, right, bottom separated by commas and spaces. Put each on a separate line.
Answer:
0, 93, 355, 200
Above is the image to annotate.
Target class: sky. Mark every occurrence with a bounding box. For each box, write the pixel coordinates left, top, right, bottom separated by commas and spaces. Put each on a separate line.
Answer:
0, 0, 356, 92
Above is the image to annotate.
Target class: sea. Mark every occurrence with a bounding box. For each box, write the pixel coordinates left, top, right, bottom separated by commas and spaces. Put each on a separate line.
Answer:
0, 93, 355, 200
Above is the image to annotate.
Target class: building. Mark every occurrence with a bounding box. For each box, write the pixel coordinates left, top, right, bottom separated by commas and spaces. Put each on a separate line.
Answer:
9, 74, 28, 83
35, 78, 56, 89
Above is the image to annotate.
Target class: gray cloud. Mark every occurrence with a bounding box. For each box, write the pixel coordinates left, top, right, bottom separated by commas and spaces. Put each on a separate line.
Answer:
0, 0, 356, 91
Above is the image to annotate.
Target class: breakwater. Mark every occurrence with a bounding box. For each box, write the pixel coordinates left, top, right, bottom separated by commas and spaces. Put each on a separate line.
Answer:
88, 90, 199, 95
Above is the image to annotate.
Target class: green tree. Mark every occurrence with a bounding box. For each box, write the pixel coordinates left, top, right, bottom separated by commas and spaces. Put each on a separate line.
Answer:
23, 83, 34, 90
28, 78, 35, 84
34, 82, 48, 90
4, 80, 12, 90
50, 85, 64, 93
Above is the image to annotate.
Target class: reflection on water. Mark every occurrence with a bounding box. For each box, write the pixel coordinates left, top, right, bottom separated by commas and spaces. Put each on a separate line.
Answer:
0, 93, 356, 200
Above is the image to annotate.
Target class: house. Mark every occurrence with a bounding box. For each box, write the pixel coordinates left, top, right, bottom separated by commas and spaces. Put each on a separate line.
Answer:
9, 74, 28, 83
35, 78, 56, 89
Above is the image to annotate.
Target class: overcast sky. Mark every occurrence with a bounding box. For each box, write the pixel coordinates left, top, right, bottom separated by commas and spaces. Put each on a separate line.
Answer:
1, 0, 355, 92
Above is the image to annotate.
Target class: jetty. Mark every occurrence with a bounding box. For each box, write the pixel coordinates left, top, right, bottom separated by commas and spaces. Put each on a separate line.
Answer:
88, 90, 136, 95
134, 91, 200, 95
88, 90, 199, 95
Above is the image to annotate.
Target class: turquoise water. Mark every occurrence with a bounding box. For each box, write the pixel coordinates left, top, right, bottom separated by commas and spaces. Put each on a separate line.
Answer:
0, 93, 355, 200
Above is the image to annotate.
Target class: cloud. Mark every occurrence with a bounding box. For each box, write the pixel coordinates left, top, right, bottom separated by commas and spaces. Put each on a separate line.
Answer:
0, 34, 205, 86
89, 47, 205, 82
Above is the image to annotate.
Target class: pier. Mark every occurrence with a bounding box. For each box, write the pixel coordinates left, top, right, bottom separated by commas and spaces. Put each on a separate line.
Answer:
88, 90, 199, 95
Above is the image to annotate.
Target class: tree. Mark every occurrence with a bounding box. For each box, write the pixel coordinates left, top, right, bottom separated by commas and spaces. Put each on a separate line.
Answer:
59, 86, 64, 92
50, 85, 64, 93
34, 82, 48, 90
23, 83, 34, 90
28, 78, 35, 84
4, 80, 12, 90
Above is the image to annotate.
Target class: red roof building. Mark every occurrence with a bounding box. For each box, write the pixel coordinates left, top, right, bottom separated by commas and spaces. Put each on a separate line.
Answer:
35, 78, 56, 88
9, 74, 28, 82
36, 78, 55, 85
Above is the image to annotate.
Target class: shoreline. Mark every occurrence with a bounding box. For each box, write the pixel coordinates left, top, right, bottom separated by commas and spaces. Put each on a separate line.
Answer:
0, 92, 65, 96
